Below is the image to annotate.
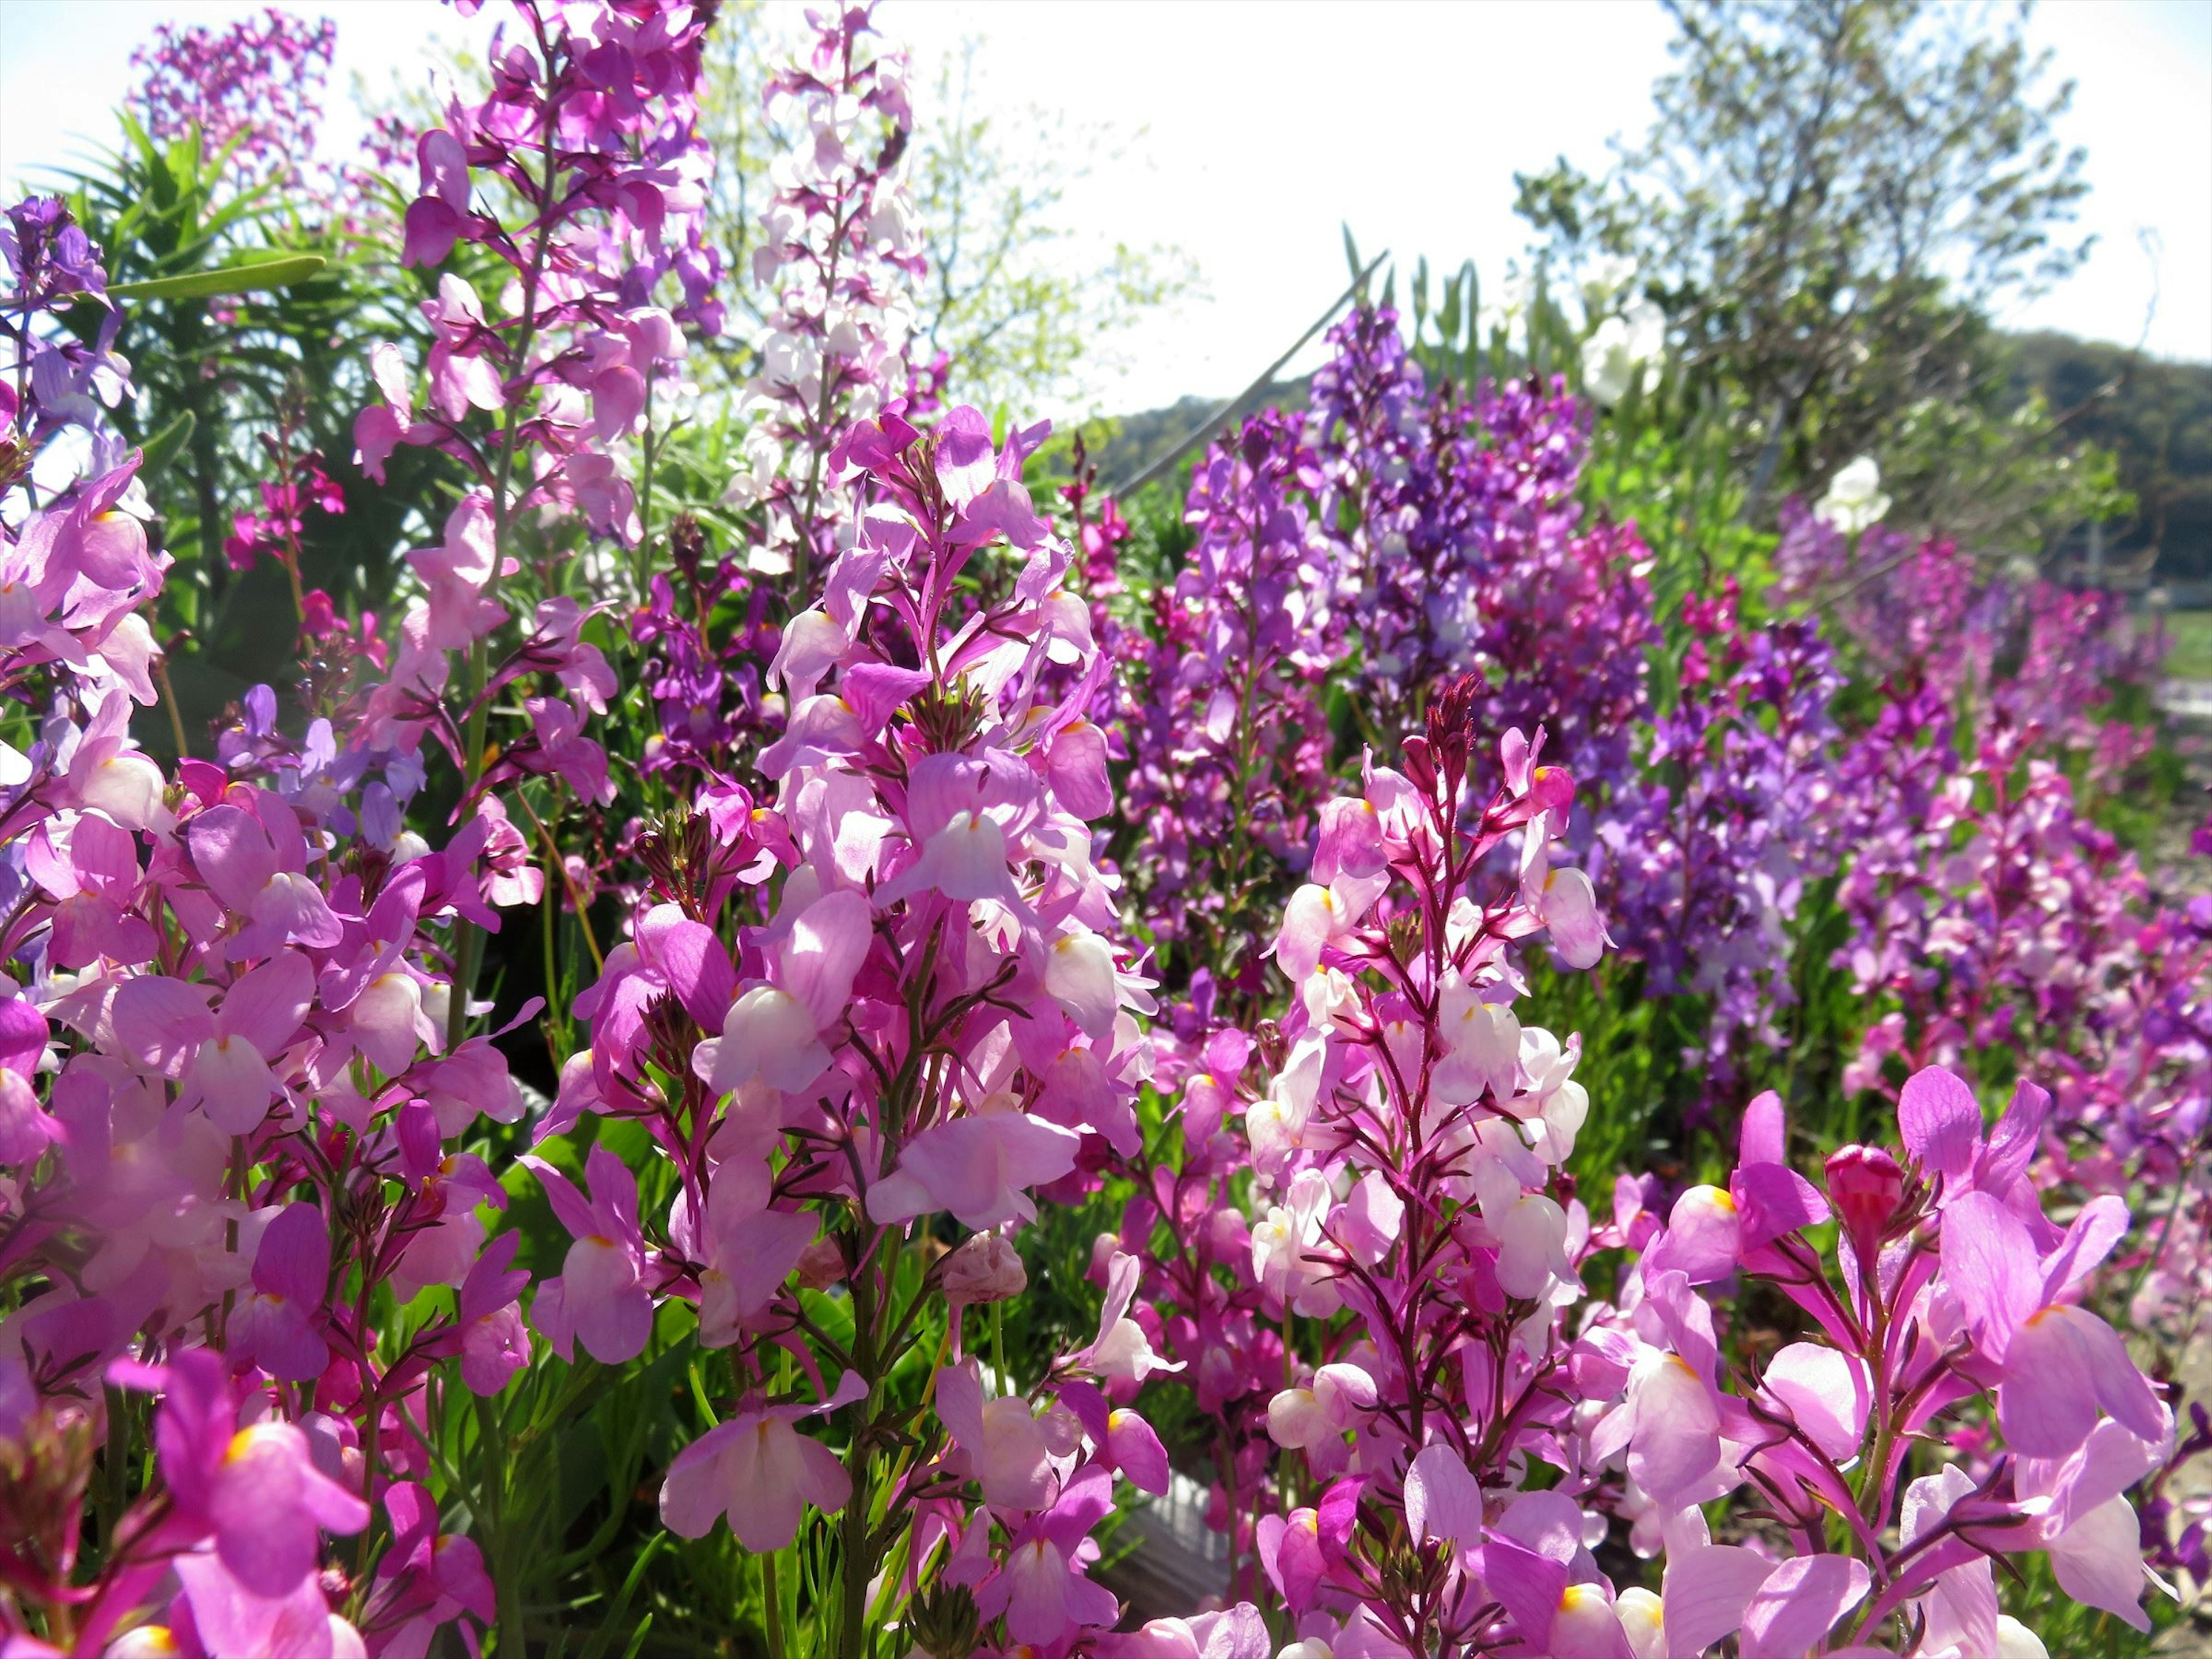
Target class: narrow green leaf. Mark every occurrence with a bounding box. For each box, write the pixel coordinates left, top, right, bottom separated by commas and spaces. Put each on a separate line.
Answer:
105, 254, 327, 302
137, 409, 197, 481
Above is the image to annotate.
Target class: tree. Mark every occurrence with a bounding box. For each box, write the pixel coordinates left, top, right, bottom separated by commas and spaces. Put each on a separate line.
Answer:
1516, 0, 2093, 525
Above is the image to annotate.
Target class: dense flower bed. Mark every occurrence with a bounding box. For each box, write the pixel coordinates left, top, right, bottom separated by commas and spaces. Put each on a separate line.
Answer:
2, 3, 2207, 1656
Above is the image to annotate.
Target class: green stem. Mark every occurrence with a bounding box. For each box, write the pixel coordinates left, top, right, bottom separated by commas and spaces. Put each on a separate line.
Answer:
763, 1549, 787, 1659
446, 60, 560, 1052
837, 1232, 882, 1659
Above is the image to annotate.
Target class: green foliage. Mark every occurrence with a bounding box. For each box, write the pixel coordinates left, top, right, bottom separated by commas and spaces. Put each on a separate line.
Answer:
2010, 331, 2212, 582
63, 115, 440, 750
1514, 0, 2104, 535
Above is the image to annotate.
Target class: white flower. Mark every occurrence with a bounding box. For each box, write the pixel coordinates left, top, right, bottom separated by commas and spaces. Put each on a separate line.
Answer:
1581, 299, 1666, 406
1815, 456, 1891, 535
1478, 269, 1540, 342
1584, 252, 1637, 301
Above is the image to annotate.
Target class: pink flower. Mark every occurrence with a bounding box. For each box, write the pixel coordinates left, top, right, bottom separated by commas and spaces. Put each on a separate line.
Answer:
694, 885, 871, 1096
935, 1359, 1077, 1512
522, 1147, 654, 1365
113, 949, 314, 1134
867, 1110, 1083, 1232
231, 1203, 330, 1382
658, 1404, 851, 1551
687, 1158, 817, 1347
1267, 1363, 1376, 1461
1940, 1188, 2166, 1458
1403, 1442, 1484, 1554
1077, 1251, 1183, 1385
187, 794, 344, 958
1898, 1063, 2047, 1213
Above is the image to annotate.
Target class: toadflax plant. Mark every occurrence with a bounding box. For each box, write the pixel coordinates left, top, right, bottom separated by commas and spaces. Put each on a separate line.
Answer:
2, 12, 2202, 1656
1579, 1065, 2175, 1657
559, 400, 1168, 1656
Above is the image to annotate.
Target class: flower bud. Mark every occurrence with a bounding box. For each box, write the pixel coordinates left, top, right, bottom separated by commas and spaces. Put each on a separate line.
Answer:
907, 1582, 979, 1659
1825, 1143, 1904, 1266
940, 1232, 1025, 1308
795, 1236, 846, 1291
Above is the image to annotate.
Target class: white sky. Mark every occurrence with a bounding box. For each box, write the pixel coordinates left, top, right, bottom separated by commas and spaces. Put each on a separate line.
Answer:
2, 0, 2206, 419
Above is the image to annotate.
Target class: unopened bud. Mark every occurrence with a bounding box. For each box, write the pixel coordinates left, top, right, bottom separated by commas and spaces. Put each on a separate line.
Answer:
908, 1581, 979, 1659
941, 1233, 1025, 1309
795, 1237, 846, 1291
1825, 1143, 1905, 1266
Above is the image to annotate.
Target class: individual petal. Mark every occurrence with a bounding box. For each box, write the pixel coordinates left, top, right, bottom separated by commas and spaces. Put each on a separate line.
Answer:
1107, 1407, 1170, 1495
658, 1420, 744, 1539
712, 985, 832, 1096
1899, 1064, 1982, 1181
2002, 1305, 2160, 1456
2046, 1495, 2150, 1631
781, 887, 873, 1029
1739, 1555, 1869, 1659
1939, 1190, 2044, 1358
1044, 928, 1120, 1042
1539, 867, 1608, 969
1403, 1442, 1484, 1549
1660, 1543, 1775, 1659
1759, 1343, 1867, 1464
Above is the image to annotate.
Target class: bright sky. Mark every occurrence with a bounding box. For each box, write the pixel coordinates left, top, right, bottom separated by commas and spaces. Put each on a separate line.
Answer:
2, 0, 2206, 418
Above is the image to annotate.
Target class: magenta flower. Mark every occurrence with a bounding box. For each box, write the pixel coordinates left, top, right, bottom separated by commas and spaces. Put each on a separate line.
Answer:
974, 1463, 1121, 1645
123, 1350, 368, 1600
368, 1480, 496, 1657
231, 1202, 331, 1382
452, 1231, 532, 1397
1056, 1381, 1171, 1496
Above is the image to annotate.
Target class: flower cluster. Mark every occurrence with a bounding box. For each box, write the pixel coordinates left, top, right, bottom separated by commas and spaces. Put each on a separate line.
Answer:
127, 7, 337, 190
726, 1, 925, 584
547, 399, 1183, 1652
1119, 412, 1344, 995
359, 0, 722, 545
3, 32, 2203, 1657
2, 198, 134, 502
1305, 307, 1661, 804
1596, 592, 1843, 1080
1, 198, 538, 1656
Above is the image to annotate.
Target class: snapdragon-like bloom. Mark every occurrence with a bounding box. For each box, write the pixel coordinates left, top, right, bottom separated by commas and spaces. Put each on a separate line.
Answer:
524, 1146, 656, 1365
660, 1400, 853, 1551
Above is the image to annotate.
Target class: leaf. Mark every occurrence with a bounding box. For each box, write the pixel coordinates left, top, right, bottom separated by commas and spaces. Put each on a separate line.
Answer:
137, 409, 197, 482
105, 254, 327, 302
